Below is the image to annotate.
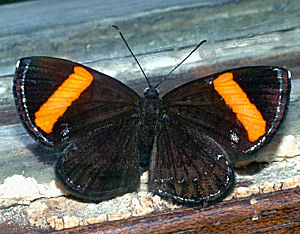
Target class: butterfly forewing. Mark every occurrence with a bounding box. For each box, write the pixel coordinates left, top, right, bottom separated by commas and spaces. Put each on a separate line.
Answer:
149, 116, 234, 204
163, 66, 291, 153
13, 56, 141, 147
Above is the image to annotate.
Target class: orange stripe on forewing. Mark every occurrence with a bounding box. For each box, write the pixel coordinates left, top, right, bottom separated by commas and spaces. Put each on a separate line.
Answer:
34, 66, 93, 134
213, 72, 266, 142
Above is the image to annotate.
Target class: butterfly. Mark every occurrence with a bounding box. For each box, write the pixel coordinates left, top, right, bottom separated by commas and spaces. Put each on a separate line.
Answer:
13, 25, 291, 205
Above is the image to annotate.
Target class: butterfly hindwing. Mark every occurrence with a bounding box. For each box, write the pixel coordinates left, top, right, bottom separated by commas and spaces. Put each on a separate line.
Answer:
13, 56, 141, 147
55, 116, 140, 201
163, 66, 291, 153
148, 116, 234, 205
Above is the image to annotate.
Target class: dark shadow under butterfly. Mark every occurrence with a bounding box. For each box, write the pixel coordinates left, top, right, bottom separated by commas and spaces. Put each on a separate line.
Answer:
13, 26, 291, 206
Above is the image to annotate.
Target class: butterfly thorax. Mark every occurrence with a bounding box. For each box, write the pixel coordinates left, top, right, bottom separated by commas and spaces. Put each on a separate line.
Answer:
137, 87, 163, 168
142, 87, 161, 115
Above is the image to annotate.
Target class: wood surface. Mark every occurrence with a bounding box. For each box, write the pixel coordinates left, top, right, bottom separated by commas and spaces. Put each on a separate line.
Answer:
0, 0, 299, 232
58, 188, 300, 233
1, 188, 298, 233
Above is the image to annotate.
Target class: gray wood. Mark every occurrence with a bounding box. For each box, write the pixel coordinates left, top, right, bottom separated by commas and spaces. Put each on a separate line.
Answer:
0, 0, 299, 76
0, 0, 233, 37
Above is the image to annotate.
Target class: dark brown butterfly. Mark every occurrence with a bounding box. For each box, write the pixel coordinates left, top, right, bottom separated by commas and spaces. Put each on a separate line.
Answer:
13, 25, 291, 205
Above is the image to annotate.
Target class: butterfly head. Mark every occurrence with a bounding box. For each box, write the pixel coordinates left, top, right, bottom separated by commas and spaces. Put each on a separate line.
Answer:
144, 87, 159, 99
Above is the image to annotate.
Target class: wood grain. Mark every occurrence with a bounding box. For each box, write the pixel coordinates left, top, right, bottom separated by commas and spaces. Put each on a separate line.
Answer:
53, 188, 299, 233
0, 0, 299, 232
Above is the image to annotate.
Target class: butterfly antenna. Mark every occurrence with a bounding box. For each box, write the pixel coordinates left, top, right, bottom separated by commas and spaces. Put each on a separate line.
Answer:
112, 25, 152, 88
154, 39, 207, 89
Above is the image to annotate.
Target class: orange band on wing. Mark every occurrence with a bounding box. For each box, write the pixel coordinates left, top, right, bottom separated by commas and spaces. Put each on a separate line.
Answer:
35, 66, 93, 134
213, 72, 266, 142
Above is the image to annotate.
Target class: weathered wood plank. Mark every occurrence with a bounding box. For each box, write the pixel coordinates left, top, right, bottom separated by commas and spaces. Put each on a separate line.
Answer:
1, 0, 300, 77
0, 0, 299, 232
53, 188, 300, 233
0, 0, 214, 37
1, 1, 300, 127
1, 28, 300, 126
